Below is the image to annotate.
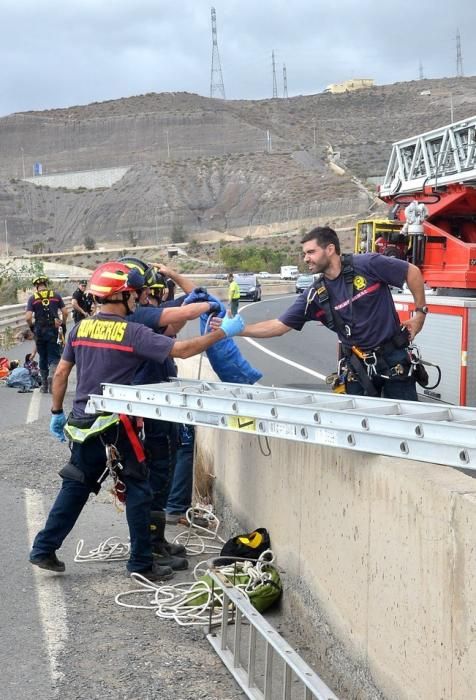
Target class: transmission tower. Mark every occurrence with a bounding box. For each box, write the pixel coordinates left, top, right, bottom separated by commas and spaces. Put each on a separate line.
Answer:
210, 7, 225, 99
456, 28, 464, 77
272, 50, 278, 98
419, 59, 424, 80
283, 64, 288, 98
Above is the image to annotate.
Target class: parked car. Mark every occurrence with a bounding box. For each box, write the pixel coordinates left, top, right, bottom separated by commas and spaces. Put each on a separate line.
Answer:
295, 273, 316, 294
234, 273, 262, 302
258, 271, 271, 278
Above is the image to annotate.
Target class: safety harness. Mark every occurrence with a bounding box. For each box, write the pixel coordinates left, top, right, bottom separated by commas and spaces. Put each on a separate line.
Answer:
33, 289, 57, 329
64, 412, 146, 506
306, 254, 412, 396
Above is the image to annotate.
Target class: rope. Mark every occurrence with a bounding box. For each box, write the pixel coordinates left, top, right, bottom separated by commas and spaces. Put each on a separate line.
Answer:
115, 550, 276, 626
74, 536, 130, 562
73, 504, 225, 563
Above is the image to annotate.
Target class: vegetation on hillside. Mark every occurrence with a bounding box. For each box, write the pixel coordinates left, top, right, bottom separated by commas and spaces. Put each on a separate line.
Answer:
219, 243, 300, 273
0, 259, 45, 305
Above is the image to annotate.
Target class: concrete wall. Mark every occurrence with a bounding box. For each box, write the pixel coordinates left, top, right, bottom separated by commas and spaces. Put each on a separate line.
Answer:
23, 166, 129, 190
178, 357, 476, 699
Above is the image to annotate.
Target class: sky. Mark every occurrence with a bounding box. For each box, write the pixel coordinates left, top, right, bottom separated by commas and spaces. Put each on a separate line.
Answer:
0, 0, 475, 117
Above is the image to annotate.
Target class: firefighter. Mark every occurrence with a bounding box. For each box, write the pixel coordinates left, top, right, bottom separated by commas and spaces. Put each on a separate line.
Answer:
25, 275, 68, 393
71, 280, 92, 323
213, 226, 427, 400
28, 261, 244, 581
119, 259, 223, 571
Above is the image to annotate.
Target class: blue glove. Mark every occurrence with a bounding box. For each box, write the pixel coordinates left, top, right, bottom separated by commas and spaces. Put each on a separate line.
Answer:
220, 314, 245, 337
50, 412, 67, 442
183, 287, 209, 305
205, 293, 227, 317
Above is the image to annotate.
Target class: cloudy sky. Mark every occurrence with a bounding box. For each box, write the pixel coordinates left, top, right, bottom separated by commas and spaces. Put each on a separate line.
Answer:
1, 0, 475, 116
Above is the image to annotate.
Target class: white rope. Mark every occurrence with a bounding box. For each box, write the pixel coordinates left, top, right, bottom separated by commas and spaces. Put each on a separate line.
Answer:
114, 550, 276, 626
73, 504, 225, 564
74, 537, 130, 562
170, 505, 227, 556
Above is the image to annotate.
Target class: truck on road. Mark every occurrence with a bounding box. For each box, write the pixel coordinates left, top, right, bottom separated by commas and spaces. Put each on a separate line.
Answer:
280, 265, 299, 280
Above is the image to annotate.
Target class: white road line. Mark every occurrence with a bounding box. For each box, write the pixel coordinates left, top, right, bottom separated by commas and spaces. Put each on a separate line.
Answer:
240, 336, 327, 380
26, 388, 42, 424
239, 298, 327, 381
25, 489, 68, 687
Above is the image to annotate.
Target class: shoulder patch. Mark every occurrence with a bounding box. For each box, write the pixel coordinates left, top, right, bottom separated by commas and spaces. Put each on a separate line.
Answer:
353, 275, 367, 291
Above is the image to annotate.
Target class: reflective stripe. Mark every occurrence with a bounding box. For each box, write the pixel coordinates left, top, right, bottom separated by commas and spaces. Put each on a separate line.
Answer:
64, 414, 120, 443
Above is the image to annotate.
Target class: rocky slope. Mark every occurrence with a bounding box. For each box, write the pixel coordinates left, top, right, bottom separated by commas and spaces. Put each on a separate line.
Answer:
1, 76, 475, 251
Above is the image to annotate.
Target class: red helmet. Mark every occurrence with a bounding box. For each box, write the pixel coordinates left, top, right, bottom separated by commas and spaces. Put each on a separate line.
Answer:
89, 262, 145, 299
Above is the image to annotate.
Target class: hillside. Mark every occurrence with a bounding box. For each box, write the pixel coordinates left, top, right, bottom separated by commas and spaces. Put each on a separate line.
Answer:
1, 76, 475, 253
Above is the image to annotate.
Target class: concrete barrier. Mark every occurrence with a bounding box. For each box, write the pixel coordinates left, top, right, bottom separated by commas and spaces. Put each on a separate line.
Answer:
177, 355, 476, 699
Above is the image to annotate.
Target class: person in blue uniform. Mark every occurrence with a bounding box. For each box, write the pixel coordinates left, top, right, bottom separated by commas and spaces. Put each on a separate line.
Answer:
222, 226, 427, 400
25, 275, 68, 393
28, 261, 244, 581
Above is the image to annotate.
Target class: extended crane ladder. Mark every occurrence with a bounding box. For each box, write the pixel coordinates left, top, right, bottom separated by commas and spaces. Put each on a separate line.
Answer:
86, 379, 476, 469
206, 568, 338, 700
380, 115, 476, 196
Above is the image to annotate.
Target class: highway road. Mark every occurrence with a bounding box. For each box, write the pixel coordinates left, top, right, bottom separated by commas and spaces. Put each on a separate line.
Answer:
1, 293, 336, 700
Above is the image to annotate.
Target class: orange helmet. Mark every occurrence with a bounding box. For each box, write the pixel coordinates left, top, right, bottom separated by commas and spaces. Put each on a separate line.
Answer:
89, 262, 145, 300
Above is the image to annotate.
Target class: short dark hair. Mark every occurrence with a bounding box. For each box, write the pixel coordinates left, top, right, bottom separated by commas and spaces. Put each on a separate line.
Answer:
301, 226, 341, 255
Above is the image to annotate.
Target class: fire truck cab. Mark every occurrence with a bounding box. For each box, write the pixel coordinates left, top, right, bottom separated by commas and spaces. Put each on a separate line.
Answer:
355, 219, 409, 258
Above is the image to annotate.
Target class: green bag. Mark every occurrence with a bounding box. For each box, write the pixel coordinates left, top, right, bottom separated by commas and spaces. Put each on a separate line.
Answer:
187, 564, 282, 613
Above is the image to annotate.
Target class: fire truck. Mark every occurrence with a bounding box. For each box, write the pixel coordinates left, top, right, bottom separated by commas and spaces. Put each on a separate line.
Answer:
354, 116, 476, 405
355, 116, 476, 294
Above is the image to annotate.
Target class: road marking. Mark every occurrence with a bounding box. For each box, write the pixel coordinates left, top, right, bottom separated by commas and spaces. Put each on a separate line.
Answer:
240, 337, 327, 380
25, 489, 68, 687
239, 298, 327, 380
26, 388, 42, 424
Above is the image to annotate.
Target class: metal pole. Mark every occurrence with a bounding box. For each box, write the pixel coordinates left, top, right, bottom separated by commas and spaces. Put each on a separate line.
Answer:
165, 130, 170, 160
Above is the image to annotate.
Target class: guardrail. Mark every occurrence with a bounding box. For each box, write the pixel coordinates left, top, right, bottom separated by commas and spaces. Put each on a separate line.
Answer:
0, 297, 73, 347
0, 283, 294, 348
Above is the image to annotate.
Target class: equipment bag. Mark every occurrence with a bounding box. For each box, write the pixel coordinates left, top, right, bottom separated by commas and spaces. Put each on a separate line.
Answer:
220, 528, 271, 564
188, 561, 282, 614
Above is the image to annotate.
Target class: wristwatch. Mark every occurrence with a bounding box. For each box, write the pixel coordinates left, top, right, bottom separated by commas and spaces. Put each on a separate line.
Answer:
414, 306, 429, 315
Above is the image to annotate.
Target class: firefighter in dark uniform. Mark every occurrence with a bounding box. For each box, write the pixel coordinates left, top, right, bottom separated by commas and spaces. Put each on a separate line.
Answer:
71, 280, 92, 323
25, 275, 68, 393
28, 261, 244, 581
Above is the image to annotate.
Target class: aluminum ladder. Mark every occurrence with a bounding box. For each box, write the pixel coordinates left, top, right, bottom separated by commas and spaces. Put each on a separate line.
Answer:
206, 566, 338, 700
379, 115, 476, 196
86, 379, 476, 469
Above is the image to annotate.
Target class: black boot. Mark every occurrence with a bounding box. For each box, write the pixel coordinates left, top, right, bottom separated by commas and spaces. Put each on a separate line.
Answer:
150, 510, 188, 567
40, 371, 49, 393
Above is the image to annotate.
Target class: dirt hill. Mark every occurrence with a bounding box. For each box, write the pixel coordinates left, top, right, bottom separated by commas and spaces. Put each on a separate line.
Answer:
1, 77, 475, 252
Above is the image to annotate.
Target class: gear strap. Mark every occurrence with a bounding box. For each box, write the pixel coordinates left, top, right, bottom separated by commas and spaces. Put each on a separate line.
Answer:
306, 254, 354, 338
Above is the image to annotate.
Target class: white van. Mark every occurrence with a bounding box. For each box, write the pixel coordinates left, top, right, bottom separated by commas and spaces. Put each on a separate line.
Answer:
280, 265, 299, 280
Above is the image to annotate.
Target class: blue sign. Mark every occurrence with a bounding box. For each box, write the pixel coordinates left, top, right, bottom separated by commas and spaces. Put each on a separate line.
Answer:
34, 162, 43, 176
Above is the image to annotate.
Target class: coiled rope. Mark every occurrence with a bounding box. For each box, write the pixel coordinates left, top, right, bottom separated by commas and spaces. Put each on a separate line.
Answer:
115, 550, 276, 626
73, 505, 225, 563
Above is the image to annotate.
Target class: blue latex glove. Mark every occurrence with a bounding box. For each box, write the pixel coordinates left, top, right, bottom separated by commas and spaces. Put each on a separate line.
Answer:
220, 314, 245, 337
183, 287, 209, 305
50, 412, 67, 442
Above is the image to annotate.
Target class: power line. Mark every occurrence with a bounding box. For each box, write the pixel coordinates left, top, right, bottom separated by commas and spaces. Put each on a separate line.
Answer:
456, 28, 464, 77
283, 64, 288, 98
419, 60, 424, 80
210, 7, 225, 99
272, 50, 278, 98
